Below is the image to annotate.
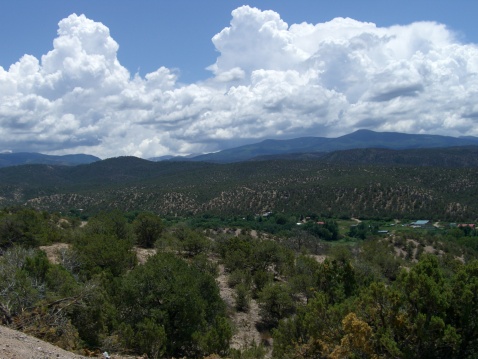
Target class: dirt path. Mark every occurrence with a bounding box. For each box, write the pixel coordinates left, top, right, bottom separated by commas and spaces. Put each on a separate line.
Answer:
216, 265, 264, 350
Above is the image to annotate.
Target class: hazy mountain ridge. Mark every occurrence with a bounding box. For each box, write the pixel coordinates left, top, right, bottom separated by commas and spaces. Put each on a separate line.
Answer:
0, 152, 100, 168
166, 129, 478, 163
2, 130, 477, 168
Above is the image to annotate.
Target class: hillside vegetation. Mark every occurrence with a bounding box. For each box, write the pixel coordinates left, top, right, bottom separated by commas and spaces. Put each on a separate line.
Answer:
0, 207, 477, 358
1, 143, 478, 358
1, 147, 478, 221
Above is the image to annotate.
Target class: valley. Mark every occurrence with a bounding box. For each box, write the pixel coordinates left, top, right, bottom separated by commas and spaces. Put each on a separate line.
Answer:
0, 141, 477, 358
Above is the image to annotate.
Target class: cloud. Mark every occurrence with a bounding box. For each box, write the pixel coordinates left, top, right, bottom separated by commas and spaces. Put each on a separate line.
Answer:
1, 7, 478, 158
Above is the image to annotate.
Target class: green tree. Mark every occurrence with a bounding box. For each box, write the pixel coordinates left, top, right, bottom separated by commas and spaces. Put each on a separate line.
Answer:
86, 210, 132, 240
290, 254, 320, 302
449, 260, 478, 358
394, 255, 459, 358
0, 247, 40, 320
258, 282, 295, 328
133, 212, 163, 248
272, 292, 346, 358
354, 281, 404, 358
355, 239, 402, 282
195, 316, 233, 357
235, 283, 251, 312
72, 232, 136, 279
175, 227, 210, 256
304, 220, 339, 241
0, 208, 63, 249
116, 253, 230, 357
316, 257, 357, 304
135, 318, 167, 359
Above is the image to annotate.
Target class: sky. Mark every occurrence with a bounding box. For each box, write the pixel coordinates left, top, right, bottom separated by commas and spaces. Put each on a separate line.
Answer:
1, 1, 478, 159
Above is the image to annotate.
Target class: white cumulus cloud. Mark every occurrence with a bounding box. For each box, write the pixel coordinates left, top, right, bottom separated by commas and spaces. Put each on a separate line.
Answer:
1, 6, 478, 158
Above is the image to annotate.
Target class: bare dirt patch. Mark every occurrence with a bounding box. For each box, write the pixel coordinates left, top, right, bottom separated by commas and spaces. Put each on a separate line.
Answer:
0, 324, 88, 359
216, 265, 266, 352
308, 254, 327, 263
40, 243, 70, 265
133, 247, 157, 264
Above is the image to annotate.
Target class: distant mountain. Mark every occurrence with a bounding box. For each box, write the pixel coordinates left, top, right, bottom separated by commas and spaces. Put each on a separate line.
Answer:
176, 129, 478, 163
148, 153, 202, 162
0, 152, 100, 168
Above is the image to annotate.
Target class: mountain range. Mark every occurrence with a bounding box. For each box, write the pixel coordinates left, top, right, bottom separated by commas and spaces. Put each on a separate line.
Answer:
154, 129, 478, 163
2, 130, 478, 167
1, 129, 478, 220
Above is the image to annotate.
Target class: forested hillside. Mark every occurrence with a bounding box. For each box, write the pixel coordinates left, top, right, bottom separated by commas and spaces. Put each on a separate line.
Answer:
0, 207, 477, 358
1, 149, 478, 221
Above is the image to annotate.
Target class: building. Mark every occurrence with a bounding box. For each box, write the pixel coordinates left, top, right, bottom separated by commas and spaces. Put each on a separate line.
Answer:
411, 220, 431, 228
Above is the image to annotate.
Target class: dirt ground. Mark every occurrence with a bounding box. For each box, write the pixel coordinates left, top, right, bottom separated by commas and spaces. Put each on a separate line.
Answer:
0, 324, 143, 359
215, 264, 265, 351
0, 324, 88, 359
39, 243, 70, 264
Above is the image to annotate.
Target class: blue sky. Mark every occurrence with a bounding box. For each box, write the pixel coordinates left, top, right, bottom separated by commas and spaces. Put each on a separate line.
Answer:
2, 0, 477, 83
1, 1, 478, 158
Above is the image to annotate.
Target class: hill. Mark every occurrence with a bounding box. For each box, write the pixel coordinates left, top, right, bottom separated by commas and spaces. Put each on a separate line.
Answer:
0, 152, 100, 168
1, 147, 478, 221
252, 146, 478, 167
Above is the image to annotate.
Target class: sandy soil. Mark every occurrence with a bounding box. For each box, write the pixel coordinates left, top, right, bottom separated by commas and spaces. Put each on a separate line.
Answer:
0, 324, 88, 359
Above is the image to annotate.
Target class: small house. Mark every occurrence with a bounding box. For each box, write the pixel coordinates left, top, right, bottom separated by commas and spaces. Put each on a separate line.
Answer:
411, 220, 431, 228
